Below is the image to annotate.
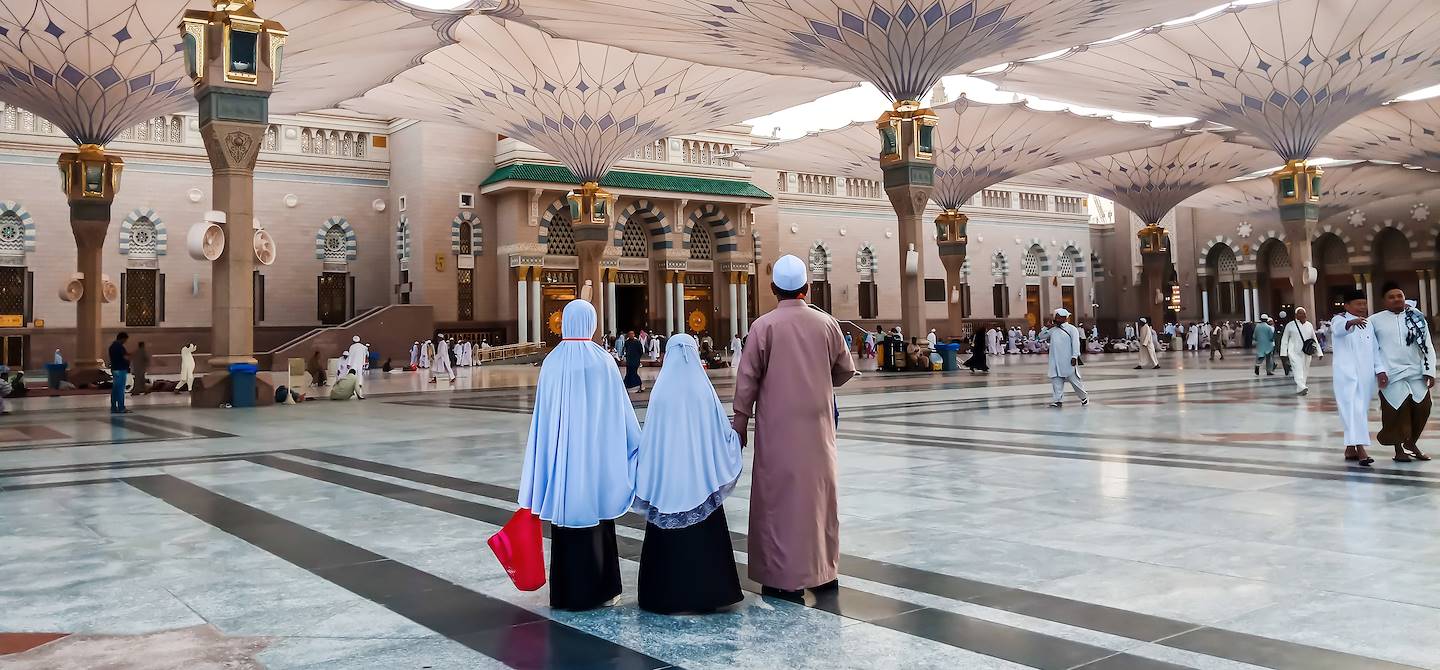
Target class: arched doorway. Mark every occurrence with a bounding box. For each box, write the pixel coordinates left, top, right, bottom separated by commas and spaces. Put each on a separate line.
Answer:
1256, 239, 1293, 317
315, 217, 356, 325
616, 199, 667, 334
453, 212, 481, 321
857, 245, 878, 319
809, 242, 832, 312
120, 209, 166, 327
0, 202, 34, 367
540, 205, 579, 346
991, 252, 1010, 319
1022, 245, 1044, 330
1206, 244, 1243, 321
1059, 246, 1081, 315
1313, 233, 1351, 316
1374, 227, 1420, 299
684, 219, 716, 337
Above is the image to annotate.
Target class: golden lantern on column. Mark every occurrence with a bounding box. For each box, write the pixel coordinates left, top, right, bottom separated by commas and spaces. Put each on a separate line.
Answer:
182, 1, 288, 89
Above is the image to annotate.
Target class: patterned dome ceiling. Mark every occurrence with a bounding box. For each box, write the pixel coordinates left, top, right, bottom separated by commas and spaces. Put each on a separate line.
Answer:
342, 16, 850, 182
486, 0, 1221, 101
1024, 132, 1277, 225
0, 0, 475, 145
978, 0, 1440, 161
1315, 98, 1440, 171
737, 95, 1186, 208
1181, 160, 1440, 221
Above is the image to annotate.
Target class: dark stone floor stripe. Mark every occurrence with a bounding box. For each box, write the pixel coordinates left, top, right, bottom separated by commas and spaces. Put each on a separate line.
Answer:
252, 454, 1180, 670
0, 452, 265, 479
0, 477, 122, 491
840, 429, 1440, 490
99, 416, 191, 439
285, 448, 1424, 670
119, 413, 237, 439
123, 473, 674, 670
1157, 626, 1423, 670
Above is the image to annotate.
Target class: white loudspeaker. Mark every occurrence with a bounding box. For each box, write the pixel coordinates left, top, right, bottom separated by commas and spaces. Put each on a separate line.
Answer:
100, 275, 119, 303
58, 273, 84, 302
187, 223, 225, 261
905, 244, 919, 276
950, 287, 960, 304
1303, 264, 1318, 286
580, 280, 594, 301
203, 210, 226, 225
253, 229, 277, 266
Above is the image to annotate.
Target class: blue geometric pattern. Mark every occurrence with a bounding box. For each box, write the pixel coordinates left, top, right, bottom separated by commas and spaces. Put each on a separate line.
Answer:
118, 208, 165, 256
0, 1, 466, 144
344, 18, 844, 184
980, 0, 1440, 161
490, 0, 1219, 102
1028, 133, 1275, 226
616, 199, 671, 250
314, 216, 357, 262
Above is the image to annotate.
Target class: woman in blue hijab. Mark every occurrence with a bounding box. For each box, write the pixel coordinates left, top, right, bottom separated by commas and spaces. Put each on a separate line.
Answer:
519, 300, 640, 610
633, 334, 744, 614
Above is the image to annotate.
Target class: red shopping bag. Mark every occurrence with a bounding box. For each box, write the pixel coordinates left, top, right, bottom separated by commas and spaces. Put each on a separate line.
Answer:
489, 508, 546, 591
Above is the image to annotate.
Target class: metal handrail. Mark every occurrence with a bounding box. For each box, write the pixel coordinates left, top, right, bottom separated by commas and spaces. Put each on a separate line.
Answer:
476, 342, 546, 363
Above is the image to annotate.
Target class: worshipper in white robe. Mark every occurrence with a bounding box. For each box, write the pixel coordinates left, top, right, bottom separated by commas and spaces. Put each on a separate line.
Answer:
409, 342, 419, 369
647, 335, 661, 361
1319, 320, 1333, 352
178, 343, 197, 391
1186, 324, 1200, 351
1331, 289, 1384, 467
1007, 328, 1021, 355
1282, 308, 1322, 396
420, 340, 433, 369
1044, 309, 1087, 408
429, 336, 455, 383
345, 336, 369, 399
985, 328, 1000, 356
1124, 323, 1136, 340
519, 299, 640, 610
335, 351, 352, 379
632, 334, 744, 614
730, 333, 744, 377
926, 329, 938, 351
1134, 318, 1160, 369
1372, 285, 1436, 462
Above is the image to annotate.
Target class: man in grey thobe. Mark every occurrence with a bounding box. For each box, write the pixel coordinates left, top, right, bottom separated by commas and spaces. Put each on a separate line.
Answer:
1045, 308, 1087, 408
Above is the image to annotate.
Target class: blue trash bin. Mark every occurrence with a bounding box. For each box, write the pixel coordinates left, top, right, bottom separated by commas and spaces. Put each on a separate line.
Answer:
228, 363, 259, 408
939, 343, 961, 371
45, 362, 68, 389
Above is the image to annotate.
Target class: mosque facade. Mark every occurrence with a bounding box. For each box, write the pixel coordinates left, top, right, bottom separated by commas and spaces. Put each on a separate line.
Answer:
0, 102, 1432, 368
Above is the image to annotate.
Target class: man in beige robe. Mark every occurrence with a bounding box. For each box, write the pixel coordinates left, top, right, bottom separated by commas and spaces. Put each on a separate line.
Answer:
732, 254, 857, 596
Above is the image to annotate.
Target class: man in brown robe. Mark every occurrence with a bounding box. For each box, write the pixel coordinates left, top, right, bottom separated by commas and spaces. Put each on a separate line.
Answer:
731, 254, 856, 596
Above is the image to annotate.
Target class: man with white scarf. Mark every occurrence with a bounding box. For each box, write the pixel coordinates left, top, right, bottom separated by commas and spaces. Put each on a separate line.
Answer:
1282, 308, 1323, 396
1373, 285, 1435, 462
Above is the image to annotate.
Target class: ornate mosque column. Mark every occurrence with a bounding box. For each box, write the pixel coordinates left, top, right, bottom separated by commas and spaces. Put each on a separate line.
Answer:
935, 209, 968, 339
182, 2, 287, 405
516, 266, 530, 343
739, 274, 751, 337
674, 270, 687, 335
879, 100, 938, 339
728, 271, 740, 341
1137, 223, 1170, 327
664, 272, 676, 335
530, 267, 542, 343
1242, 281, 1253, 322
606, 269, 619, 335
1271, 160, 1321, 319
57, 145, 123, 378
568, 182, 614, 342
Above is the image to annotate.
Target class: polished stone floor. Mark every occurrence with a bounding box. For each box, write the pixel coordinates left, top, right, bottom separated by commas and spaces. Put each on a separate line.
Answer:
2, 351, 1439, 669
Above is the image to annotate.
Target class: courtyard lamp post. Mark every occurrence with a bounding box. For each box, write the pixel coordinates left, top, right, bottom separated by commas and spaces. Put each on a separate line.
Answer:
488, 0, 1223, 338
979, 0, 1440, 320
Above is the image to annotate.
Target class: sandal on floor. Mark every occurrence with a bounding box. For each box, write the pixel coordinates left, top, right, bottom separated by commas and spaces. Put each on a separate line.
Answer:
1405, 446, 1432, 461
1358, 457, 1375, 467
1394, 453, 1413, 463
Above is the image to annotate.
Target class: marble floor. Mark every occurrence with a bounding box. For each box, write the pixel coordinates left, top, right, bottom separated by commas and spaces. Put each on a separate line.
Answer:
2, 351, 1439, 669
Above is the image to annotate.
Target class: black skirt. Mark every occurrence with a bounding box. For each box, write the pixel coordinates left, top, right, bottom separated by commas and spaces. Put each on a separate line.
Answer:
624, 360, 642, 389
637, 506, 743, 614
964, 351, 988, 371
549, 520, 622, 611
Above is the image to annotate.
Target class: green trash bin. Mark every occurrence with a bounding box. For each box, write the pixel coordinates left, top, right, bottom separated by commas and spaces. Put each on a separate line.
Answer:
228, 363, 258, 408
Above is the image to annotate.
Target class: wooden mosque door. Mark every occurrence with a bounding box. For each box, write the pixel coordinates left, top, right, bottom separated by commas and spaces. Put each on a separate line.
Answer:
317, 272, 348, 325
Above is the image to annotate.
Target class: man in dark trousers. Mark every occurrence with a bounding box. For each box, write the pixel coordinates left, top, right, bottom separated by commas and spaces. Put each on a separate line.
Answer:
108, 332, 132, 414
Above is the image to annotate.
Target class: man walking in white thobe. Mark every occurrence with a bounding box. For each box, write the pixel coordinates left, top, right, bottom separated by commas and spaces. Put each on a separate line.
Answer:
1373, 285, 1436, 462
1045, 309, 1087, 408
1283, 308, 1322, 396
1331, 289, 1384, 467
345, 336, 369, 399
1134, 318, 1159, 370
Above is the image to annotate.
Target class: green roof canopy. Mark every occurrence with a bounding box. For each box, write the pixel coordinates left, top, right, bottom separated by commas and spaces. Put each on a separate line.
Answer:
482, 163, 773, 200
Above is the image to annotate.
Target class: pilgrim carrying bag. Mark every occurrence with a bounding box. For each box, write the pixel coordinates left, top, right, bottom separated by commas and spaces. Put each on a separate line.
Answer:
489, 508, 546, 591
1302, 338, 1317, 356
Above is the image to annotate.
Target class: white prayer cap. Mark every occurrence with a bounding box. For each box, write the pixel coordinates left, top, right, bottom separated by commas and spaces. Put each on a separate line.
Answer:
1407, 299, 1419, 308
1260, 314, 1271, 321
353, 336, 361, 342
772, 254, 808, 291
1139, 317, 1148, 324
1054, 308, 1071, 317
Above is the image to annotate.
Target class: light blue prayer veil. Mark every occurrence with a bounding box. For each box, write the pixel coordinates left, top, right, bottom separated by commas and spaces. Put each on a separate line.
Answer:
518, 300, 640, 528
632, 334, 743, 528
